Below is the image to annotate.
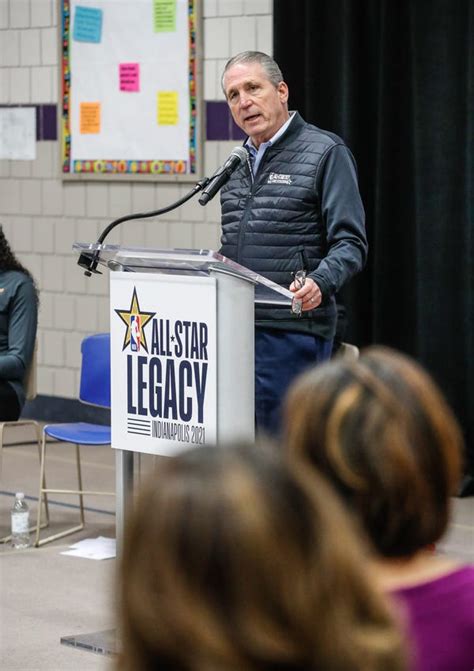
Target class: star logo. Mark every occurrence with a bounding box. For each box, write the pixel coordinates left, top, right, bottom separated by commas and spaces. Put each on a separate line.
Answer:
115, 287, 155, 352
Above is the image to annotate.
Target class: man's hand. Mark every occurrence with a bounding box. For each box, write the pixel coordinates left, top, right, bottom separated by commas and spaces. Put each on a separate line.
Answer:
289, 277, 322, 312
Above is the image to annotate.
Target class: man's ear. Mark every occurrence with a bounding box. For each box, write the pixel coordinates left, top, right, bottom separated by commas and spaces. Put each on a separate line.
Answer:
278, 81, 289, 104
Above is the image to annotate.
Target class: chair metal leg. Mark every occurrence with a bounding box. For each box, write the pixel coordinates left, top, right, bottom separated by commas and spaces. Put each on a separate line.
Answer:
0, 420, 50, 544
76, 444, 85, 527
35, 432, 48, 547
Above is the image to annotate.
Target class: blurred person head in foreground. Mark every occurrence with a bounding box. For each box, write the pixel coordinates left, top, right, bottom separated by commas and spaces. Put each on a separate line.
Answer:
284, 346, 474, 671
119, 442, 406, 671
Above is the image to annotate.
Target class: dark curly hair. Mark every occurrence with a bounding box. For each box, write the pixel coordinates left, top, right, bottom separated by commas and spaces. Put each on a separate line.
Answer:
0, 225, 39, 301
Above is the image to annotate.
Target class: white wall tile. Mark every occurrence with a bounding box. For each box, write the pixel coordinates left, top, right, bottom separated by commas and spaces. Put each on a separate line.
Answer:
75, 218, 100, 245
0, 159, 10, 178
31, 0, 51, 27
75, 294, 99, 333
32, 139, 53, 177
20, 28, 40, 65
204, 59, 217, 100
53, 367, 75, 398
144, 221, 169, 248
11, 215, 33, 251
63, 183, 86, 216
131, 183, 155, 213
20, 179, 42, 214
243, 0, 272, 14
9, 0, 29, 28
0, 30, 20, 66
155, 184, 181, 221
109, 183, 132, 218
230, 16, 257, 54
97, 296, 110, 332
42, 179, 63, 215
31, 64, 52, 101
0, 0, 8, 29
86, 266, 108, 296
37, 291, 53, 328
193, 222, 220, 250
0, 178, 20, 212
256, 15, 272, 54
216, 58, 229, 99
204, 18, 230, 59
86, 183, 109, 218
50, 62, 58, 101
53, 293, 75, 330
32, 217, 54, 252
0, 69, 9, 102
65, 331, 83, 368
51, 0, 57, 26
120, 220, 146, 247
54, 219, 74, 254
65, 262, 88, 294
9, 66, 30, 102
42, 253, 64, 290
10, 158, 32, 177
169, 221, 193, 248
218, 0, 244, 17
203, 0, 218, 17
40, 26, 57, 65
42, 329, 64, 364
37, 365, 54, 394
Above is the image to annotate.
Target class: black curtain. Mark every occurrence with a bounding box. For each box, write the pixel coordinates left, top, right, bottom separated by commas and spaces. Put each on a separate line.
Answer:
274, 0, 474, 481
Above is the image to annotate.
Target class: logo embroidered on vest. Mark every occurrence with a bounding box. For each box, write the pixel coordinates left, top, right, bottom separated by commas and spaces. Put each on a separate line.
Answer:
267, 172, 292, 185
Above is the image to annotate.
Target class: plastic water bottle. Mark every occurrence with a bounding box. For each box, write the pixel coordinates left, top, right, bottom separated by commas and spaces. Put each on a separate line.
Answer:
11, 492, 30, 549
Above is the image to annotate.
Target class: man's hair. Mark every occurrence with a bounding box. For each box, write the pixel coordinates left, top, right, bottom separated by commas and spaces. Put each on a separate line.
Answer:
284, 346, 463, 558
221, 51, 284, 94
119, 442, 405, 671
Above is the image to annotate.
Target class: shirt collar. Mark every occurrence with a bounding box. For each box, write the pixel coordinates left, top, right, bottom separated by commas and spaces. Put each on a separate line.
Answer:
245, 111, 295, 154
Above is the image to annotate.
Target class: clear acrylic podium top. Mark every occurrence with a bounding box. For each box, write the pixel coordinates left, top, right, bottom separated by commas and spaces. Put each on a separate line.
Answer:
74, 243, 295, 307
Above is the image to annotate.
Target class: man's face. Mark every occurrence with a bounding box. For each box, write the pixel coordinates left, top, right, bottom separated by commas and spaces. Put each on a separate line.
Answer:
223, 62, 289, 148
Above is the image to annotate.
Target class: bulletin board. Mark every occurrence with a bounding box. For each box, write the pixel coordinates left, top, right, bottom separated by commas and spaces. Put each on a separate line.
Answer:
61, 0, 201, 180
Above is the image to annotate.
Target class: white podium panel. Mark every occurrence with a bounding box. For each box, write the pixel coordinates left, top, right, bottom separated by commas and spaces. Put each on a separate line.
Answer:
110, 272, 217, 456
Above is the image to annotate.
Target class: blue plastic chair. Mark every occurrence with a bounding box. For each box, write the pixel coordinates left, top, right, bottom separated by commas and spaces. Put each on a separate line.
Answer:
35, 333, 114, 547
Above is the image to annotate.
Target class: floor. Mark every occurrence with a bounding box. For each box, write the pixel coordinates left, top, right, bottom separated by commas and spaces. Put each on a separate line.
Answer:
0, 425, 473, 670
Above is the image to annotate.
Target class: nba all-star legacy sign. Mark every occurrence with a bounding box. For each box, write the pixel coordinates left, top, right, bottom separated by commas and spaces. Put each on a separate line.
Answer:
110, 272, 217, 456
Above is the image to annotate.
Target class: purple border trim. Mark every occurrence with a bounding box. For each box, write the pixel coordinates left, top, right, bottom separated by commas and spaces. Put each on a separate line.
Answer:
0, 104, 57, 141
206, 101, 246, 141
1, 102, 240, 144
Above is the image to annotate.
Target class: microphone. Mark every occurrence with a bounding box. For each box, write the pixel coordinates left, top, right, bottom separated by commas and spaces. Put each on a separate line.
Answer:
199, 146, 248, 206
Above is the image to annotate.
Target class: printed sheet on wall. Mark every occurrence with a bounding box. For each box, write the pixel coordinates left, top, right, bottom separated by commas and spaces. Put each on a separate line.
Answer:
62, 0, 199, 178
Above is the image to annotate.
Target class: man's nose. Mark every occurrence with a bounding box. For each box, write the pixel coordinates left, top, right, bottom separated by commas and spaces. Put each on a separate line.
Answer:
239, 94, 252, 109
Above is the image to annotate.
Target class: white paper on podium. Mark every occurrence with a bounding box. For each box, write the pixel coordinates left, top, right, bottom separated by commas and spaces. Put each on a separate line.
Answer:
60, 536, 116, 560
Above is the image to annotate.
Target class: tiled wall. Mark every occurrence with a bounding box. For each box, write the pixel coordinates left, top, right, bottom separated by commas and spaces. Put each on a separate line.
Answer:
0, 0, 273, 401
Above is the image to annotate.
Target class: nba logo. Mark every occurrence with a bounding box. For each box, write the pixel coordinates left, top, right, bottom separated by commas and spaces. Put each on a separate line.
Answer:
130, 314, 141, 351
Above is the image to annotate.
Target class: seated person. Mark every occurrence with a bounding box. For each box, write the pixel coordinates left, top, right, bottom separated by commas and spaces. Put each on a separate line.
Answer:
0, 226, 38, 421
284, 346, 474, 671
118, 442, 406, 671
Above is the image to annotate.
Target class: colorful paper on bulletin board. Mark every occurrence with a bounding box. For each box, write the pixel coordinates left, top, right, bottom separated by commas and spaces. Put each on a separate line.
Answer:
73, 5, 103, 43
154, 0, 176, 32
157, 91, 178, 125
119, 63, 140, 92
80, 102, 101, 133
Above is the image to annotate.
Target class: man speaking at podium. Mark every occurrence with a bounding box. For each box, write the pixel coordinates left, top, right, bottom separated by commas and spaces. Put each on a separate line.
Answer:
219, 51, 368, 436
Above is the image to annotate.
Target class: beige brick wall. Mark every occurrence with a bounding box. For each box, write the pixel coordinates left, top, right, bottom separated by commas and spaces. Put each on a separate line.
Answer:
0, 0, 273, 399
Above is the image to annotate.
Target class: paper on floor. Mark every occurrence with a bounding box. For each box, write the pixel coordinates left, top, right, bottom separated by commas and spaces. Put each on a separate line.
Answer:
60, 536, 116, 560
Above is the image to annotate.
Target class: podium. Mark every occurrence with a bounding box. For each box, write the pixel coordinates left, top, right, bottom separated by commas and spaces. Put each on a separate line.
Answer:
73, 244, 295, 549
62, 244, 296, 658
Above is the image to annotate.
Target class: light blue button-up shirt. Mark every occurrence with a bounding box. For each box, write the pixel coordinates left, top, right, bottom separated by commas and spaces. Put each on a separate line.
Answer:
245, 112, 295, 175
